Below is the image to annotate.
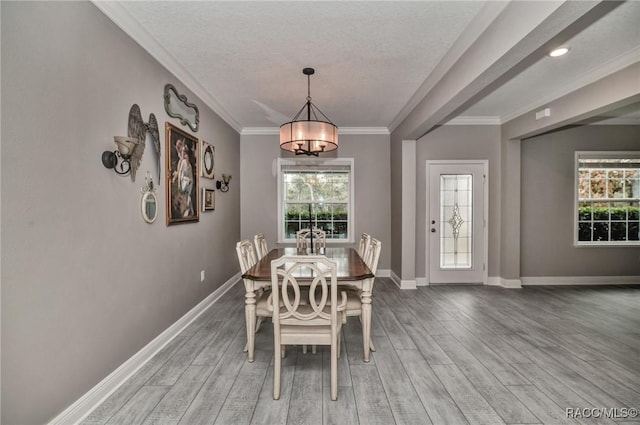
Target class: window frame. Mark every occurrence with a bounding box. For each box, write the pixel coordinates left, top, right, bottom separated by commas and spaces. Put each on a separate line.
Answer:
574, 151, 640, 247
277, 157, 355, 244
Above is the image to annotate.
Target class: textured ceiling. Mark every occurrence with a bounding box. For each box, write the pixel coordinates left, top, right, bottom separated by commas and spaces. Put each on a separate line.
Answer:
95, 1, 640, 131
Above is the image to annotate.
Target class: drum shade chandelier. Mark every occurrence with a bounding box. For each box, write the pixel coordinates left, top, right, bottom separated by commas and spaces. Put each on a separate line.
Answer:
280, 68, 338, 156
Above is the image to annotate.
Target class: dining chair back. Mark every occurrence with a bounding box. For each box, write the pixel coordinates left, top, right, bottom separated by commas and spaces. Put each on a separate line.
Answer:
254, 233, 269, 258
270, 255, 346, 400
296, 228, 326, 252
363, 237, 382, 275
344, 236, 382, 362
311, 228, 326, 250
236, 239, 257, 274
358, 233, 371, 258
295, 229, 310, 249
236, 239, 270, 362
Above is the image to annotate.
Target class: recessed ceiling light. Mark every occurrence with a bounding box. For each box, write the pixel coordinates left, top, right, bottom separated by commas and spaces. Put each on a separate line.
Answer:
549, 47, 570, 57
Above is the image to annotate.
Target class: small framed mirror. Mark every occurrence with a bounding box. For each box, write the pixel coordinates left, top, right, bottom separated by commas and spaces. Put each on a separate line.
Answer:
141, 172, 158, 223
142, 192, 158, 223
164, 83, 199, 132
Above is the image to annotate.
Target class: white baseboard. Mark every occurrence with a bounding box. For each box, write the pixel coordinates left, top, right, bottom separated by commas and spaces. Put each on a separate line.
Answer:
390, 271, 400, 287
486, 277, 501, 286
415, 276, 519, 288
436, 275, 638, 287
522, 276, 640, 286
376, 269, 391, 278
390, 271, 417, 289
48, 273, 241, 425
487, 276, 523, 288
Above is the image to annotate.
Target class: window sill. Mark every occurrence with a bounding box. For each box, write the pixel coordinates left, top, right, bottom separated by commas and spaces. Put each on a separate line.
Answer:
574, 242, 640, 248
278, 239, 354, 245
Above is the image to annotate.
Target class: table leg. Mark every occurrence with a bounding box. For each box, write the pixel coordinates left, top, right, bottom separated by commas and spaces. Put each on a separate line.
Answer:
361, 289, 372, 362
245, 287, 256, 363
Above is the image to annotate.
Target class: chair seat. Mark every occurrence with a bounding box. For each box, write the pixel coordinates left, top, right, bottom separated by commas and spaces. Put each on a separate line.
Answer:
279, 322, 343, 346
255, 289, 273, 317
343, 289, 363, 316
280, 323, 343, 336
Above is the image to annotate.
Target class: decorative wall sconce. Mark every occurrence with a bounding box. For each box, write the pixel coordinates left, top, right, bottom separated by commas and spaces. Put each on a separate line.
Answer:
102, 136, 139, 175
216, 174, 232, 192
101, 104, 160, 183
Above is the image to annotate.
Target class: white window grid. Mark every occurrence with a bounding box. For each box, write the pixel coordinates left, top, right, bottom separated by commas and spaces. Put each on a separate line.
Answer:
277, 158, 354, 243
575, 152, 640, 246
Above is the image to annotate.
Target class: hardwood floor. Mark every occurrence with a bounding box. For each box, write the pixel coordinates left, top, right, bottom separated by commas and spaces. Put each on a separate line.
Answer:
81, 279, 640, 425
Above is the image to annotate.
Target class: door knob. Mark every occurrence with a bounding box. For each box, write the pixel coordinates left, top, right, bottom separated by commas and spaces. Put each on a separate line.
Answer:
431, 228, 436, 233
431, 220, 436, 224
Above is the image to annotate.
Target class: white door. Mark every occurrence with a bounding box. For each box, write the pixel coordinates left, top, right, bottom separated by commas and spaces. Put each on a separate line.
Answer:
428, 161, 487, 284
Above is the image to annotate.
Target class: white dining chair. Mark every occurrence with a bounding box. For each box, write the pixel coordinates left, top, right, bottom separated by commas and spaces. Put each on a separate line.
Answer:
358, 232, 371, 258
344, 236, 382, 362
236, 239, 271, 362
254, 233, 269, 258
270, 255, 347, 400
296, 228, 326, 252
311, 228, 326, 251
295, 228, 310, 250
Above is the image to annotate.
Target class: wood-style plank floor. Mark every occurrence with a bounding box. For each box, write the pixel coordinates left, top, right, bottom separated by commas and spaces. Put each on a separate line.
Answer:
81, 279, 640, 425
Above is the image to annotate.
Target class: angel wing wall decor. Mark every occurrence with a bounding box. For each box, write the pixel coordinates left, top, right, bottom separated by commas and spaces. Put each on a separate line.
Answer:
128, 104, 146, 182
147, 113, 161, 184
102, 104, 161, 182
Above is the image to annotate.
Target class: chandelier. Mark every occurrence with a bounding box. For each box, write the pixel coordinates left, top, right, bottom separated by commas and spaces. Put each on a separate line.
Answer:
280, 68, 338, 156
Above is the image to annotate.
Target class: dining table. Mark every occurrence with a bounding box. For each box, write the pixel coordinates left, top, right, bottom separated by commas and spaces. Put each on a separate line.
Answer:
241, 247, 375, 362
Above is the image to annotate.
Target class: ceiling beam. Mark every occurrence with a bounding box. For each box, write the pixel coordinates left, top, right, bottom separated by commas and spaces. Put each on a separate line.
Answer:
391, 0, 622, 141
502, 62, 640, 140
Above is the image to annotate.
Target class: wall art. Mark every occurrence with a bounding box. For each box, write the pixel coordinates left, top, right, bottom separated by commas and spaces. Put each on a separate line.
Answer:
201, 140, 215, 179
166, 122, 199, 225
202, 188, 215, 212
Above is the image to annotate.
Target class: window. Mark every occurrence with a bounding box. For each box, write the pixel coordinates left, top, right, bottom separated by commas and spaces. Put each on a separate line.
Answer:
277, 158, 354, 243
575, 152, 640, 246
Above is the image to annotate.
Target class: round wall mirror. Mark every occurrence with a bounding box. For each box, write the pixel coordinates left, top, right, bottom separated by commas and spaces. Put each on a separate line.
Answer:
141, 191, 158, 223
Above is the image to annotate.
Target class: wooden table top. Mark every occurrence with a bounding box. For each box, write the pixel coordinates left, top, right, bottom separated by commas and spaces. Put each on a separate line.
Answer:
242, 247, 373, 281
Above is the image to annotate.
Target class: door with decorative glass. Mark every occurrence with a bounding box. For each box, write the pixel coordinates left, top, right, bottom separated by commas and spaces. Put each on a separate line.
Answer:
428, 161, 487, 284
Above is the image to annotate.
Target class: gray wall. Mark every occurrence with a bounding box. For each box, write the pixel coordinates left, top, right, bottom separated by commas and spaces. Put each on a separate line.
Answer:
240, 133, 391, 270
1, 2, 240, 424
521, 125, 640, 277
389, 132, 403, 277
415, 125, 502, 279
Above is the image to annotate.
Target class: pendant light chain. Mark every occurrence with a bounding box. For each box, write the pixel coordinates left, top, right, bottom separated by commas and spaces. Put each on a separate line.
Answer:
307, 73, 312, 120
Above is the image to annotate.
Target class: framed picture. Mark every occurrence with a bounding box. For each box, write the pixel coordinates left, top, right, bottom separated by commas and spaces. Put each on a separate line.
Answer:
165, 122, 199, 225
202, 188, 215, 212
201, 140, 215, 178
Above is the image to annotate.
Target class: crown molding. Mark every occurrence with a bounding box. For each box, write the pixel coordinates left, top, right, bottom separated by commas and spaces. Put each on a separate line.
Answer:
443, 116, 502, 125
339, 127, 390, 135
92, 1, 243, 133
241, 127, 390, 136
241, 127, 279, 136
500, 47, 640, 124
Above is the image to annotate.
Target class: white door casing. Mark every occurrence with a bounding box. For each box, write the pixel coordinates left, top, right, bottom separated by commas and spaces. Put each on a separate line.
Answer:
427, 161, 488, 284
